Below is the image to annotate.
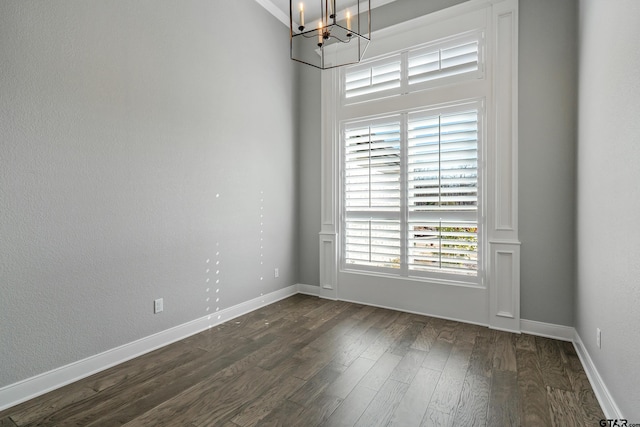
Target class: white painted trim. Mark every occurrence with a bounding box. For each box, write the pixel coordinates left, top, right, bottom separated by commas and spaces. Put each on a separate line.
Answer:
0, 285, 298, 412
573, 332, 624, 420
255, 0, 398, 28
519, 319, 575, 341
253, 0, 290, 27
338, 296, 489, 328
296, 283, 322, 297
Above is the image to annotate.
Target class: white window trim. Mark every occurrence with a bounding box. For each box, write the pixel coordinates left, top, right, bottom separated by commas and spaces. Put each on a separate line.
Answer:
320, 0, 520, 331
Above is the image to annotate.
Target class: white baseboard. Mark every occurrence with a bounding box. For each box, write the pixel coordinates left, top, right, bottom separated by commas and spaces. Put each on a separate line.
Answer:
0, 285, 298, 412
296, 283, 321, 296
573, 332, 623, 419
520, 318, 575, 341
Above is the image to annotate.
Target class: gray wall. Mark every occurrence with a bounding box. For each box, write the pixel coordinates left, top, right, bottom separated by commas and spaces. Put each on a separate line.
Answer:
298, 0, 578, 327
519, 0, 577, 325
0, 0, 297, 388
576, 0, 640, 419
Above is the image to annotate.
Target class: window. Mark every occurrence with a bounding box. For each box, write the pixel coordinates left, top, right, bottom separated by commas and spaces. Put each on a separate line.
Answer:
343, 104, 481, 281
321, 0, 519, 330
343, 32, 483, 103
340, 33, 484, 284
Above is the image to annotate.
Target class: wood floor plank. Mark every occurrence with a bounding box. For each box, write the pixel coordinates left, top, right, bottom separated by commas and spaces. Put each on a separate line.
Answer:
388, 367, 441, 427
14, 344, 214, 426
453, 322, 480, 344
354, 379, 409, 427
321, 385, 378, 427
390, 348, 428, 384
435, 320, 459, 344
451, 334, 494, 427
410, 320, 439, 352
84, 335, 277, 426
260, 394, 343, 427
535, 336, 572, 391
517, 347, 552, 427
0, 418, 17, 427
493, 330, 517, 372
467, 335, 494, 378
256, 399, 307, 427
231, 375, 306, 427
421, 407, 454, 427
289, 361, 347, 407
0, 384, 97, 426
334, 326, 384, 367
427, 339, 473, 415
452, 372, 490, 427
487, 370, 520, 427
515, 333, 536, 352
325, 357, 376, 399
258, 304, 362, 371
359, 322, 409, 361
564, 353, 605, 423
422, 339, 454, 371
546, 386, 583, 427
359, 351, 403, 391
389, 320, 428, 357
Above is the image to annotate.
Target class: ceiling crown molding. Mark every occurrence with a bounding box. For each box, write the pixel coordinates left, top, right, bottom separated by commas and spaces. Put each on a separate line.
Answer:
254, 0, 397, 27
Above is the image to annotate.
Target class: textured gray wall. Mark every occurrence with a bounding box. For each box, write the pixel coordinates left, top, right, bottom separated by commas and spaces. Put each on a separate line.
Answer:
297, 0, 579, 327
0, 0, 297, 388
576, 0, 640, 419
518, 0, 577, 325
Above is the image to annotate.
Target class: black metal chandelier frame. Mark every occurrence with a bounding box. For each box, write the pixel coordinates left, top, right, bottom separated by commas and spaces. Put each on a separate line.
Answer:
289, 0, 371, 70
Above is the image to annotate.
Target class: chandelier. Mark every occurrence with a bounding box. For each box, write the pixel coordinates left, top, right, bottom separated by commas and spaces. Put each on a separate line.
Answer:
290, 1, 371, 69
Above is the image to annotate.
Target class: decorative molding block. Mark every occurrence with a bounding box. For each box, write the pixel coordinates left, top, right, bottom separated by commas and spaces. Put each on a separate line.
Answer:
489, 242, 520, 332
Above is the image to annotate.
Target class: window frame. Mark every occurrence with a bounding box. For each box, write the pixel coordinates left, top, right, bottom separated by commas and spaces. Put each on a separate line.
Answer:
340, 98, 485, 286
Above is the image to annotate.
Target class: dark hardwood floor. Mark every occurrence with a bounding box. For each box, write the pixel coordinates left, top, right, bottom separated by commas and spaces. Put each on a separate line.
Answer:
0, 295, 604, 426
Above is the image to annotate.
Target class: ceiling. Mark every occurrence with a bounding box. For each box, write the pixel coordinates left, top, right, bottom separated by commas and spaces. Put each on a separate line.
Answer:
255, 0, 398, 27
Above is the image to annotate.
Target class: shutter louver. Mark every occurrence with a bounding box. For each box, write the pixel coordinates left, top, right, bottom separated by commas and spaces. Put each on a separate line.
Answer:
345, 57, 402, 99
408, 41, 479, 86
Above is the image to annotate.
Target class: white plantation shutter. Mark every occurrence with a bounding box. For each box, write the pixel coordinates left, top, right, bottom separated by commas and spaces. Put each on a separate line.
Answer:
344, 119, 402, 269
344, 120, 401, 212
344, 56, 402, 99
343, 33, 482, 103
344, 220, 401, 268
340, 31, 483, 281
407, 220, 478, 274
407, 109, 479, 275
408, 110, 478, 213
343, 107, 480, 277
408, 40, 480, 86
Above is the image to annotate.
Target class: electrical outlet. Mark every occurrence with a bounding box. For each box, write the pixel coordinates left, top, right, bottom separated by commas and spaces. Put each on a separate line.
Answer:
274, 268, 279, 278
596, 328, 601, 348
154, 298, 163, 314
